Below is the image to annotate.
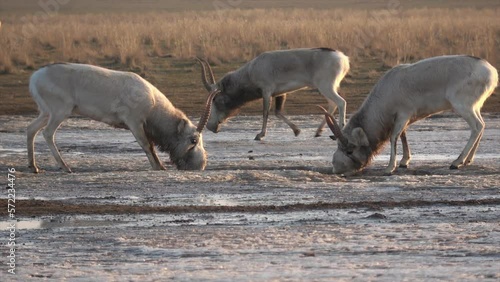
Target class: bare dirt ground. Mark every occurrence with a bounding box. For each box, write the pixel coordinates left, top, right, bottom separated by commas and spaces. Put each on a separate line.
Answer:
0, 114, 499, 280
2, 56, 500, 117
0, 56, 390, 116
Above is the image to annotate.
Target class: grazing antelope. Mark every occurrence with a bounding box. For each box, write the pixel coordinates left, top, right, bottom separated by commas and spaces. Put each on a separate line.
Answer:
28, 63, 218, 172
319, 55, 498, 175
197, 47, 350, 140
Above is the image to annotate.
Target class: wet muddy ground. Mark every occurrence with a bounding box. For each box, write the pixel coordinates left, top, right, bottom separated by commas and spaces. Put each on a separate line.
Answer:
0, 114, 499, 281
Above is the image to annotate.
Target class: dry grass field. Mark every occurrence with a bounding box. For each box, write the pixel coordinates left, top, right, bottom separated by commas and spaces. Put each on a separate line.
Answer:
0, 0, 499, 115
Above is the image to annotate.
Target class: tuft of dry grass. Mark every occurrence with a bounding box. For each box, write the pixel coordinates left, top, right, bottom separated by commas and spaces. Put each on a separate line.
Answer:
0, 8, 499, 73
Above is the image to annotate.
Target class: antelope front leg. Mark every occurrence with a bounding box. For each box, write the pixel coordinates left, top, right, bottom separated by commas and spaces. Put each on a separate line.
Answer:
385, 118, 408, 175
255, 95, 272, 141
399, 130, 411, 168
129, 123, 166, 170
149, 140, 166, 170
385, 136, 399, 175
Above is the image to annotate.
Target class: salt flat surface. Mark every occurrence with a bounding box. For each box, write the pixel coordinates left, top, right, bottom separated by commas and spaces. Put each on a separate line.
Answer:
0, 114, 499, 281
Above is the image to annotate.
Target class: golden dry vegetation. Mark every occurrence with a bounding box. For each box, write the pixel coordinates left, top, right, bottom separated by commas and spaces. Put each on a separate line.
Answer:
1, 8, 499, 71
0, 1, 499, 115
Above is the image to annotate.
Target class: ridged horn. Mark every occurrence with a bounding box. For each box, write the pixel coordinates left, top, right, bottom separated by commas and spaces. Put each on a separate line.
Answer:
317, 105, 348, 146
196, 57, 216, 92
197, 89, 221, 132
201, 58, 216, 85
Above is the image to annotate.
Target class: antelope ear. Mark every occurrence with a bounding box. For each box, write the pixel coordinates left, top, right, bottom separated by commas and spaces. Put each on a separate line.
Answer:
351, 127, 369, 147
177, 119, 188, 134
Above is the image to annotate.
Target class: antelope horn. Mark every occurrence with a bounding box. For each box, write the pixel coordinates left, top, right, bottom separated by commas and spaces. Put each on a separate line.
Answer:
317, 105, 348, 146
197, 89, 221, 132
196, 57, 216, 92
201, 58, 216, 85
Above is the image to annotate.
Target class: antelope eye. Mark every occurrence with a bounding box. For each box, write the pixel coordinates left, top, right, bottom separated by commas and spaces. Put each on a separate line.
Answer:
345, 145, 354, 155
190, 137, 198, 145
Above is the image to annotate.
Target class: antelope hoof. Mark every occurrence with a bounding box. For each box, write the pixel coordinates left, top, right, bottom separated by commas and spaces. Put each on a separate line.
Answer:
383, 168, 395, 176
62, 167, 73, 173
29, 166, 40, 173
329, 135, 337, 141
314, 129, 323, 137
154, 165, 167, 171
399, 164, 408, 169
450, 160, 464, 169
254, 134, 265, 141
293, 129, 301, 137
